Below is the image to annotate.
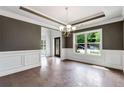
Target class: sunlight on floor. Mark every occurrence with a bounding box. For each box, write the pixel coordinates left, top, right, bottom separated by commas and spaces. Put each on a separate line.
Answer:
72, 65, 104, 86
91, 65, 109, 71
53, 57, 61, 65
86, 70, 103, 86
40, 56, 48, 71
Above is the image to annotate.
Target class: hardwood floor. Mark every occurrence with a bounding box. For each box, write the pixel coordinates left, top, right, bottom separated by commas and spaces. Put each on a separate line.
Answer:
0, 57, 124, 87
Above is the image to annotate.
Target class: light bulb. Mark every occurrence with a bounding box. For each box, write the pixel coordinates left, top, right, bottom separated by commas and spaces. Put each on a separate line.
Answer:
72, 26, 76, 31
59, 26, 64, 31
66, 25, 71, 28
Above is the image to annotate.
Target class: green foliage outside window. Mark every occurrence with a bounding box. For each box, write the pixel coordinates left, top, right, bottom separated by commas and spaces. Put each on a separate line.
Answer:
76, 34, 85, 43
87, 32, 100, 42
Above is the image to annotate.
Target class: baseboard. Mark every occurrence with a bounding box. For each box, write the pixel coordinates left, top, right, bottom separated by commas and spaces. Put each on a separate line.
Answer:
63, 59, 123, 71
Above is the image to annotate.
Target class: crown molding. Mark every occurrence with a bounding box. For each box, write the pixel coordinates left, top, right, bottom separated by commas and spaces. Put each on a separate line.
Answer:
71, 12, 105, 25
0, 9, 59, 31
0, 8, 123, 32
76, 16, 123, 30
20, 6, 66, 26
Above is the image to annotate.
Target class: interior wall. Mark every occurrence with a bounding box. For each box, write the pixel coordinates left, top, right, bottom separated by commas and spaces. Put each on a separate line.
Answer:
123, 21, 124, 49
50, 30, 62, 56
40, 28, 62, 57
61, 20, 124, 70
64, 21, 123, 50
0, 15, 41, 51
41, 27, 51, 56
0, 20, 2, 50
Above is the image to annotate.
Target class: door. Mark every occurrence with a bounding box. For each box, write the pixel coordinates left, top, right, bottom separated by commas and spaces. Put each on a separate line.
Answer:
54, 37, 61, 57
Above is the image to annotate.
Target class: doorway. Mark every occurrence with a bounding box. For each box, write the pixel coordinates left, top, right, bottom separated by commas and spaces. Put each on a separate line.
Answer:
54, 37, 61, 57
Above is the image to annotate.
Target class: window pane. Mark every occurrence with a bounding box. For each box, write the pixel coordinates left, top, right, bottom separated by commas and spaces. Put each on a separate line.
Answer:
76, 34, 85, 43
44, 40, 46, 45
44, 45, 46, 50
41, 45, 43, 49
87, 32, 100, 43
87, 44, 100, 55
75, 44, 85, 54
41, 40, 43, 45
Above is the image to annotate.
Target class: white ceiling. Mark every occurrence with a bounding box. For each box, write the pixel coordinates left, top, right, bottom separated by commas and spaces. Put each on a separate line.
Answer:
0, 6, 123, 30
29, 6, 122, 24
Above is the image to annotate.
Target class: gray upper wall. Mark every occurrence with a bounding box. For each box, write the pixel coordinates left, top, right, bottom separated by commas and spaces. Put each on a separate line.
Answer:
123, 21, 124, 49
64, 21, 123, 50
0, 19, 2, 50
0, 15, 41, 51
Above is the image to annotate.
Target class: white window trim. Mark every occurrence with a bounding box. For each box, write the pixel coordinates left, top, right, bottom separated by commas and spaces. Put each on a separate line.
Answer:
73, 28, 102, 56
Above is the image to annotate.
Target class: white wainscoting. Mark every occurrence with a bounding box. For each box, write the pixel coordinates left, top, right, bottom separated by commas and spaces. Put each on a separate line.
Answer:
122, 51, 124, 72
0, 50, 41, 77
62, 48, 123, 70
61, 48, 67, 60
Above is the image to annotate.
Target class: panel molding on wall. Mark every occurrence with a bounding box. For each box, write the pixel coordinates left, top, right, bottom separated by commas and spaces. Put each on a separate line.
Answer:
62, 48, 123, 70
0, 50, 41, 77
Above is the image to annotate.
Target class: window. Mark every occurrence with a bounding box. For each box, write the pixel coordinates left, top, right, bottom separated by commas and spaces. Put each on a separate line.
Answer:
74, 29, 102, 56
75, 34, 85, 54
41, 40, 46, 50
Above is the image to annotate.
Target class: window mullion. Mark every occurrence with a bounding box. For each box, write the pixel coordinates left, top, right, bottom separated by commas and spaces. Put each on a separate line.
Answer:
85, 33, 87, 55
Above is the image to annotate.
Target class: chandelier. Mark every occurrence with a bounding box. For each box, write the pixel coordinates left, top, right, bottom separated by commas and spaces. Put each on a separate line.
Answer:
59, 7, 76, 37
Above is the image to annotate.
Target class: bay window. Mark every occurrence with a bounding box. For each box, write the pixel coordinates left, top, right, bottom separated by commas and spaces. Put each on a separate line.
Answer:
73, 29, 102, 55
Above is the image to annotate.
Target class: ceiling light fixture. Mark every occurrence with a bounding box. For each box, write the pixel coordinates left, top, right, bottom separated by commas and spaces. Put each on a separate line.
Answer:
59, 7, 76, 37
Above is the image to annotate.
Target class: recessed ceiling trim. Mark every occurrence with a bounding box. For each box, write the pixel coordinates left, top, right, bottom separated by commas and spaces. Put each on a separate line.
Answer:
0, 8, 59, 31
41, 25, 59, 31
71, 12, 105, 25
75, 16, 123, 31
20, 6, 66, 26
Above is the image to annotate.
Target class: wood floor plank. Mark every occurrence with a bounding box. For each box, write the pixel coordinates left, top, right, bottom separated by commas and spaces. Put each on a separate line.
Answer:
0, 57, 124, 87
